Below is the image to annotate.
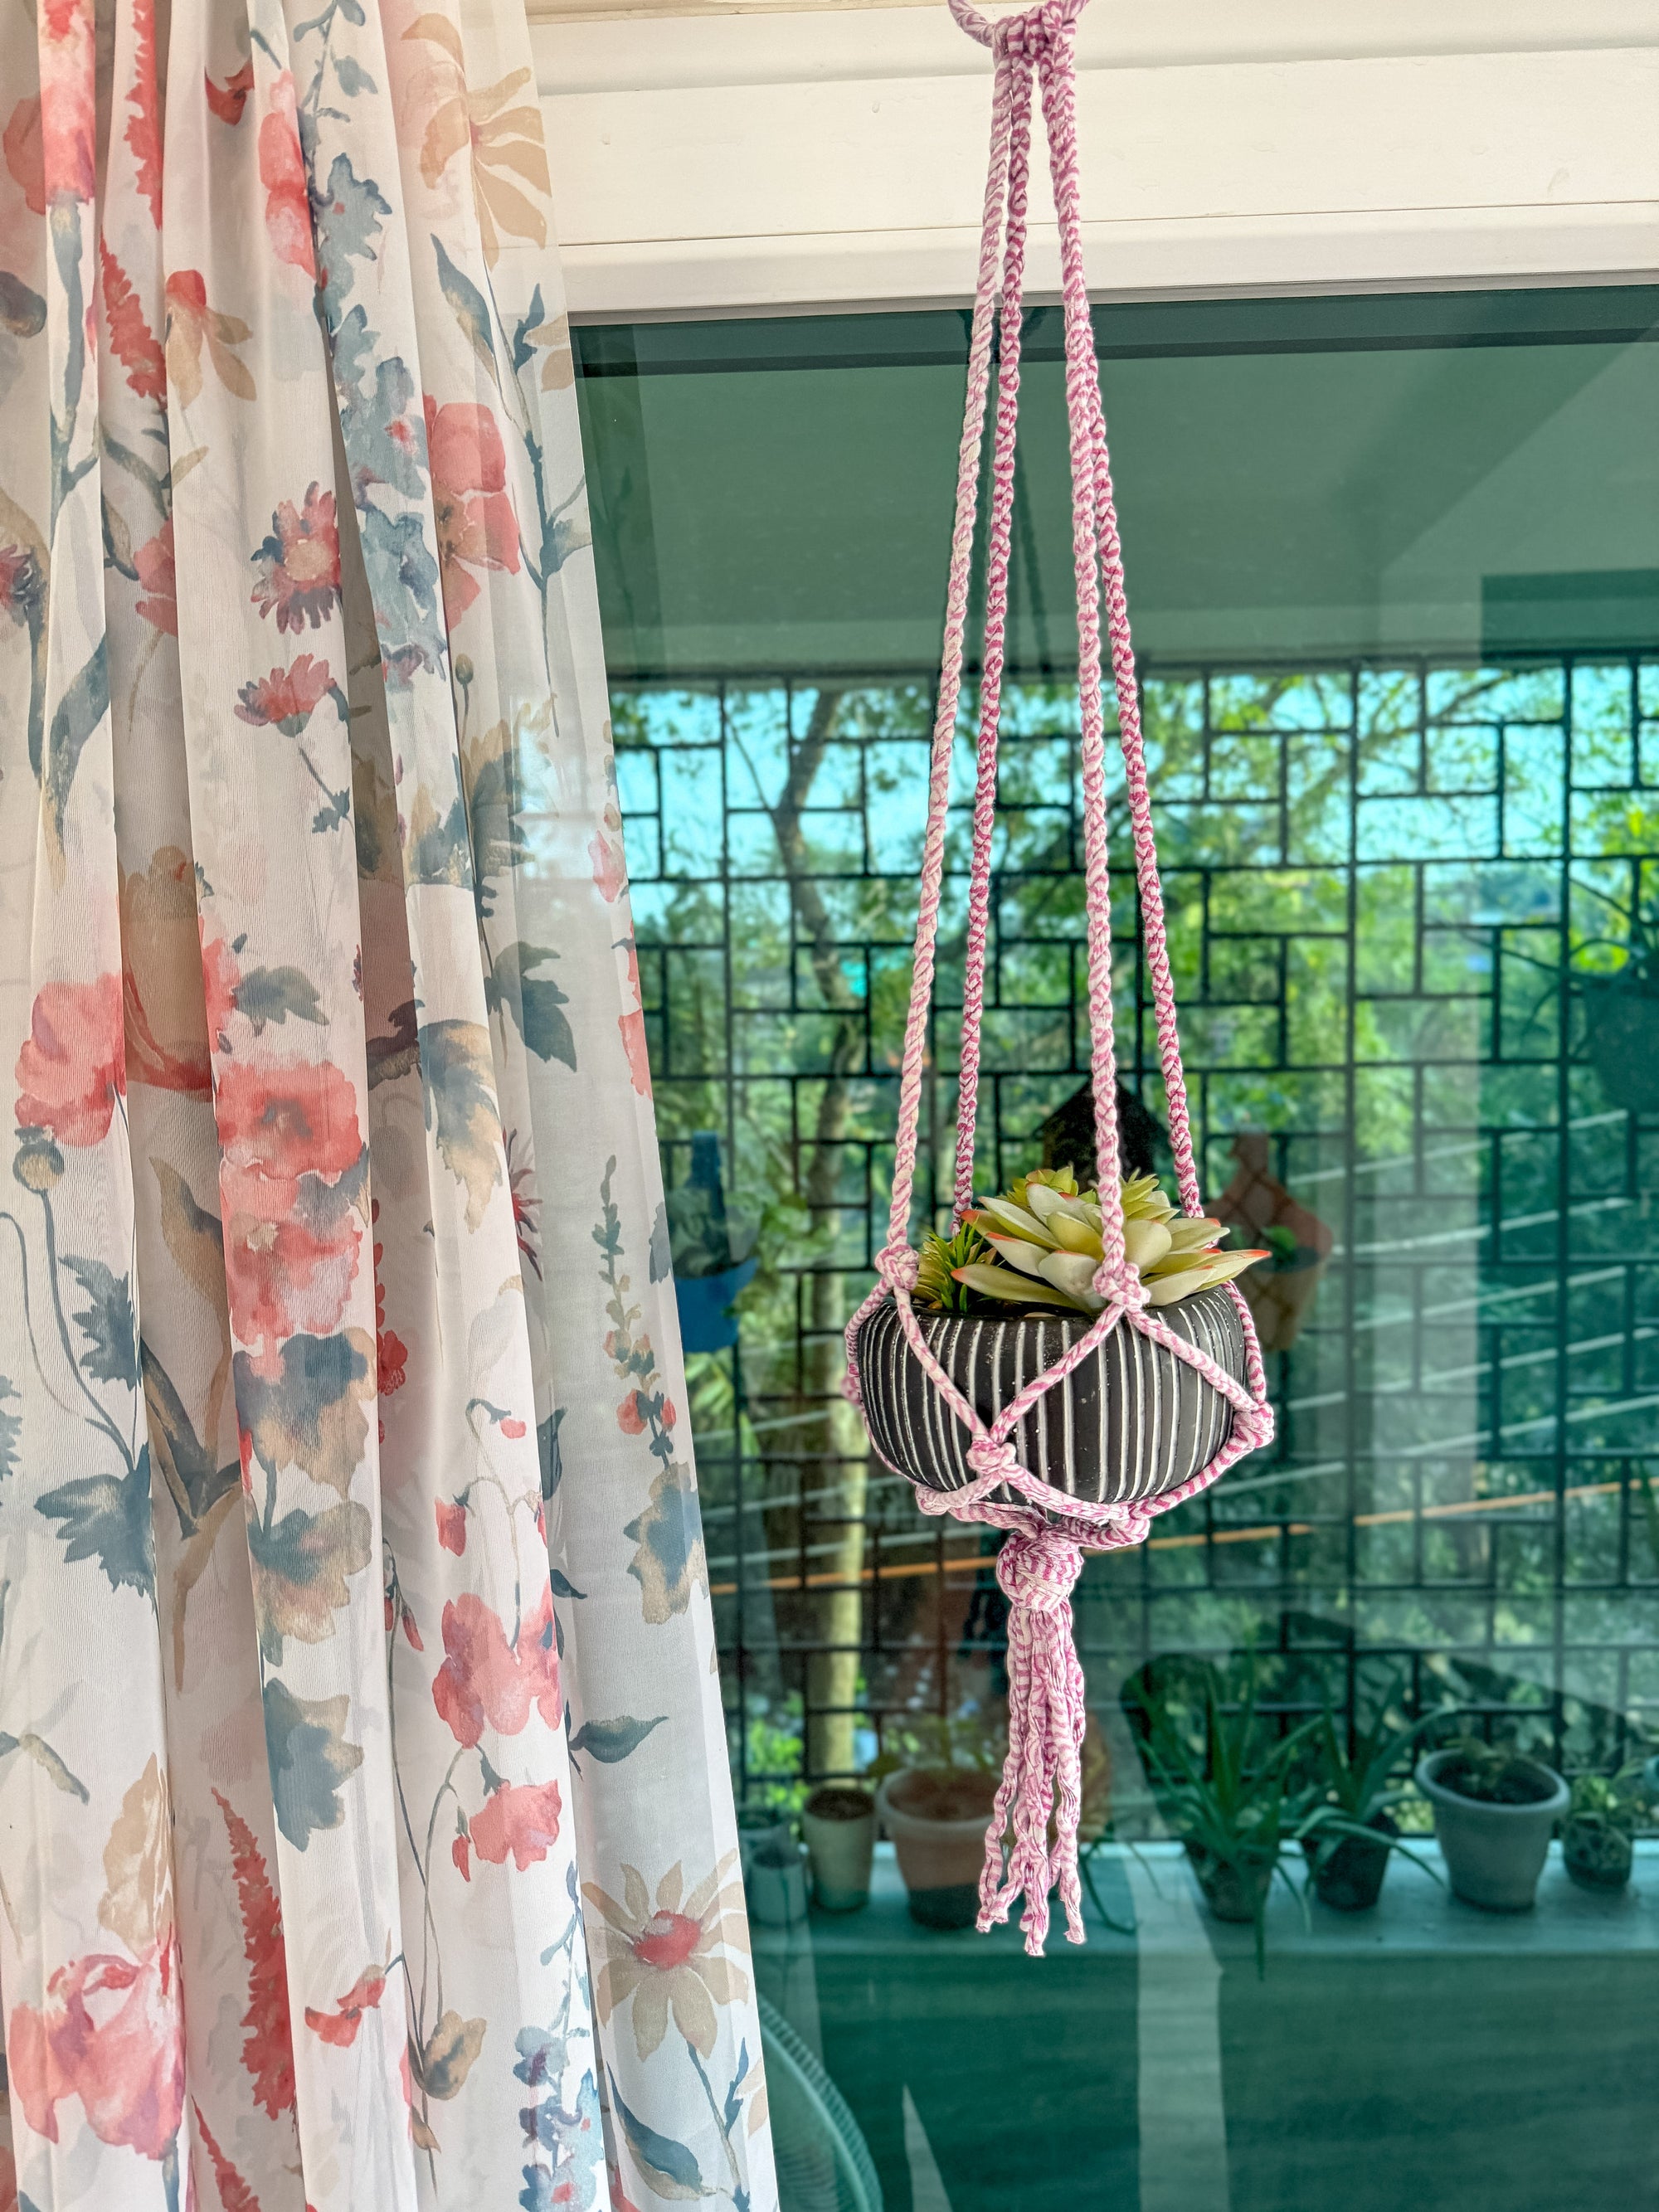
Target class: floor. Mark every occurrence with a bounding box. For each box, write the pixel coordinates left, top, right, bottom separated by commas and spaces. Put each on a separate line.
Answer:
753, 1841, 1659, 2212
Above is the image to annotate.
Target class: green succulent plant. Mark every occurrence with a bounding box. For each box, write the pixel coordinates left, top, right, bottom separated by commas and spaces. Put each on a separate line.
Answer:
913, 1162, 1267, 1316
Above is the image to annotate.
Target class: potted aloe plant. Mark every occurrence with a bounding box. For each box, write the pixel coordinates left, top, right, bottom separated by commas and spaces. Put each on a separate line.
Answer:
1133, 1662, 1333, 1975
1560, 1762, 1651, 1892
1301, 1691, 1442, 1911
1415, 1738, 1569, 1911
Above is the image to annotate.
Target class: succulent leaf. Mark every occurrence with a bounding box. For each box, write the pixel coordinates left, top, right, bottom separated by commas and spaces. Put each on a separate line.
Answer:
983, 1232, 1056, 1277
951, 1264, 1087, 1310
1036, 1250, 1107, 1306
1044, 1208, 1104, 1257
1121, 1218, 1174, 1270
973, 1196, 1050, 1243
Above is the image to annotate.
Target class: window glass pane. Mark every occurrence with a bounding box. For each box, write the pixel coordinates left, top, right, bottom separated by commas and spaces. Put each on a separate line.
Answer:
575, 287, 1659, 2212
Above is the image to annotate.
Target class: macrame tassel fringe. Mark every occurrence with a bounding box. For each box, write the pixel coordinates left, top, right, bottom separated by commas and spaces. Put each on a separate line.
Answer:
967, 1449, 1088, 1956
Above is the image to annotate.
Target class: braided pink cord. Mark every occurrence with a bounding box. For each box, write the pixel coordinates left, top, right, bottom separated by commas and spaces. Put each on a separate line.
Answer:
951, 46, 1034, 1225
842, 0, 1276, 1955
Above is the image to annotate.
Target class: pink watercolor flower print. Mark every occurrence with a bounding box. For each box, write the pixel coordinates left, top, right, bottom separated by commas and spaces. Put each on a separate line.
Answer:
14, 974, 126, 1146
468, 1778, 562, 1872
617, 941, 651, 1097
204, 58, 255, 126
303, 1964, 386, 2048
433, 1596, 521, 1749
424, 397, 520, 621
214, 1056, 364, 1363
258, 72, 314, 275
431, 1585, 562, 1749
7, 1933, 187, 2160
234, 654, 339, 735
36, 0, 96, 205
212, 1790, 295, 2121
199, 927, 241, 1051
3, 96, 44, 215
435, 1499, 467, 1556
133, 520, 178, 635
100, 242, 167, 404
588, 813, 627, 904
251, 484, 341, 634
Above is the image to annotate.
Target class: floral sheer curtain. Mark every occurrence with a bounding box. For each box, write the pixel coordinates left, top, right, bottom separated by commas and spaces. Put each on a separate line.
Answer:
0, 0, 771, 2205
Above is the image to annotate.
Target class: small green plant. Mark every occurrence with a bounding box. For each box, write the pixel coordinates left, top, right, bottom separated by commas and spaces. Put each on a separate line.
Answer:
915, 1163, 1267, 1317
867, 1707, 1006, 1782
1561, 1758, 1651, 1889
912, 1218, 991, 1312
1566, 1762, 1650, 1832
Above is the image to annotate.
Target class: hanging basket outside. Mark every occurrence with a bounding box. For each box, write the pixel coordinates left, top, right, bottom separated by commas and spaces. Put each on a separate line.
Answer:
856, 1286, 1247, 1511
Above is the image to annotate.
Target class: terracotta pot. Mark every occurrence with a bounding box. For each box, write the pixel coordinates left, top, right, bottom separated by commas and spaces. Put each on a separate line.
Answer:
1416, 1750, 1568, 1912
801, 1787, 877, 1912
855, 1286, 1246, 1511
876, 1769, 998, 1929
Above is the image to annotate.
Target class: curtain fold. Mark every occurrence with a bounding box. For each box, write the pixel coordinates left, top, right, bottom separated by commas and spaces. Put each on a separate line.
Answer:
0, 0, 774, 2205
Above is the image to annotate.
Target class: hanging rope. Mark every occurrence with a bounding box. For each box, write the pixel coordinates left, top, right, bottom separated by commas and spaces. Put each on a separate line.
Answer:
843, 0, 1276, 1957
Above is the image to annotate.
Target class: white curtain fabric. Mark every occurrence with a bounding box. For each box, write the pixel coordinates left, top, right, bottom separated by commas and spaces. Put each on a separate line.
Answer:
0, 0, 773, 2204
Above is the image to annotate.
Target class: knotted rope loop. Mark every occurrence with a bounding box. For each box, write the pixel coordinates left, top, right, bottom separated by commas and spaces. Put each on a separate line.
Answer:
1092, 1259, 1147, 1313
995, 1525, 1083, 1615
874, 1242, 920, 1293
964, 1432, 1019, 1485
949, 0, 1086, 48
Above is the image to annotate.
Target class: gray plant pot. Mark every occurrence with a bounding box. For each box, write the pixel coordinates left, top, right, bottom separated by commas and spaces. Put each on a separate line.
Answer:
801, 1787, 877, 1912
738, 1815, 810, 1929
1416, 1750, 1569, 1912
854, 1286, 1247, 1511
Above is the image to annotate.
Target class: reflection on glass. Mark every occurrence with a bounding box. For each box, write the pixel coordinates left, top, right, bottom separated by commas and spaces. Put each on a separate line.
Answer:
576, 289, 1659, 2212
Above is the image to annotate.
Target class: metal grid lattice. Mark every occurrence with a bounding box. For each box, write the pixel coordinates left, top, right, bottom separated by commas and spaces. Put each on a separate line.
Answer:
614, 656, 1659, 1801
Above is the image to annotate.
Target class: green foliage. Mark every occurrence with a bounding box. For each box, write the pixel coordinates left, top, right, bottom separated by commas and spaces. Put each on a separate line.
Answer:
1431, 1738, 1557, 1806
914, 1219, 989, 1312
1306, 1682, 1443, 1822
866, 1706, 1006, 1782
1565, 1759, 1651, 1839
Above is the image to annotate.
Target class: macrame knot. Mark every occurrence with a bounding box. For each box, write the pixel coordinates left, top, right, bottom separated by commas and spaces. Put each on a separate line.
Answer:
994, 0, 1075, 60
964, 1432, 1022, 1488
1092, 1258, 1148, 1313
995, 1526, 1083, 1616
875, 1242, 920, 1293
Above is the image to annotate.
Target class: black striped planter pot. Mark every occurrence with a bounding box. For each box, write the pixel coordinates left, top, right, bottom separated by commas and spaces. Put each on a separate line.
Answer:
855, 1286, 1246, 1510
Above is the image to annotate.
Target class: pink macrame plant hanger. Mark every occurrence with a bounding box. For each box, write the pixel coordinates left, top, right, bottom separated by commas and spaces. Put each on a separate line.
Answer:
843, 0, 1276, 1957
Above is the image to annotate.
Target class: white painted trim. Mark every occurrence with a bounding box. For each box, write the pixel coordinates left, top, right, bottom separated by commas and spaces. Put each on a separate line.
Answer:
534, 5, 1659, 319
